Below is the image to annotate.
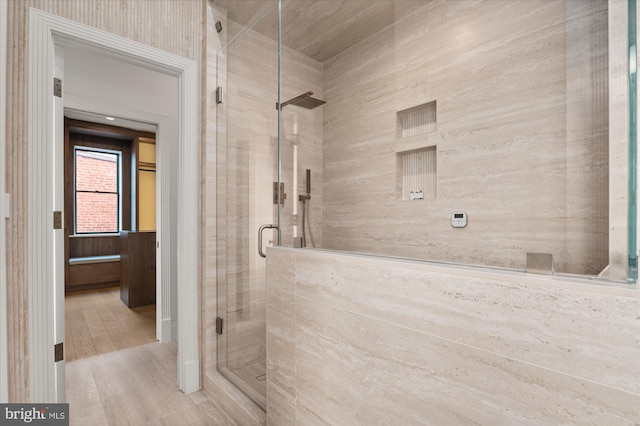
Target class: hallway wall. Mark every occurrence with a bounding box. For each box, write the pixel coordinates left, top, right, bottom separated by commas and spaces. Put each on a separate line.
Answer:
4, 0, 204, 402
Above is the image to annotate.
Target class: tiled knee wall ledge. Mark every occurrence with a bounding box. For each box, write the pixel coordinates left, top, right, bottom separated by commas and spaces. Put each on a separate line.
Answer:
266, 247, 640, 425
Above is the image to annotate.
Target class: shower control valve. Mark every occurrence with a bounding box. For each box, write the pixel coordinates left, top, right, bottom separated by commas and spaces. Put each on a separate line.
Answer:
451, 211, 468, 228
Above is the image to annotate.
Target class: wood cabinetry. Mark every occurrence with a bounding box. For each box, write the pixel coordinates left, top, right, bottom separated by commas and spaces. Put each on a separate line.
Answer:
120, 231, 156, 308
67, 235, 121, 293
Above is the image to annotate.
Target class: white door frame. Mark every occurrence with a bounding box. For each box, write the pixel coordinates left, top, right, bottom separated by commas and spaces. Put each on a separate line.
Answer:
28, 8, 200, 401
0, 0, 10, 404
52, 37, 65, 402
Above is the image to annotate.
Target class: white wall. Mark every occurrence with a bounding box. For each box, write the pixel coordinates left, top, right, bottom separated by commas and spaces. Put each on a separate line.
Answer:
63, 46, 179, 339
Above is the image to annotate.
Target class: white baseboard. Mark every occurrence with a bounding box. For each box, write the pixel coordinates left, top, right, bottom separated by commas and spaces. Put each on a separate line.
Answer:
181, 359, 200, 394
159, 318, 172, 343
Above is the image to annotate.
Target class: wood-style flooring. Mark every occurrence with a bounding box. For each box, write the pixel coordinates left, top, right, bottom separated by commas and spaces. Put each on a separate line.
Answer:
65, 288, 235, 424
67, 342, 235, 425
65, 286, 156, 362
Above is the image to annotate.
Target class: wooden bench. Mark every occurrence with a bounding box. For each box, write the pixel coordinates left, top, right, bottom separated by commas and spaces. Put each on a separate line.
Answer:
67, 255, 121, 293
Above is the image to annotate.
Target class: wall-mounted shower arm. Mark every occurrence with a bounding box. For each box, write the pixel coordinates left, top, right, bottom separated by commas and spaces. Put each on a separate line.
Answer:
277, 91, 326, 110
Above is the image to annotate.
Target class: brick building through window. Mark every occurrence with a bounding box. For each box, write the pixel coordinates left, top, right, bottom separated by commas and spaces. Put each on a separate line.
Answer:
74, 148, 121, 234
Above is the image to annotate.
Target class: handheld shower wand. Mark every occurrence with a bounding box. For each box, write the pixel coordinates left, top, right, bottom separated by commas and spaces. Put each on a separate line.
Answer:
299, 169, 315, 248
299, 169, 311, 203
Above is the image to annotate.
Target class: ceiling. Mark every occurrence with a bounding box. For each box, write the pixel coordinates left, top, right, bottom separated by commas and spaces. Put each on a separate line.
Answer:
65, 109, 158, 134
213, 0, 430, 63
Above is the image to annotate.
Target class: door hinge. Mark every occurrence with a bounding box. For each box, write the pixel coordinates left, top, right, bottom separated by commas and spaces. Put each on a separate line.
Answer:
215, 86, 223, 104
54, 342, 64, 362
273, 182, 286, 207
53, 211, 62, 229
216, 317, 223, 335
53, 78, 62, 97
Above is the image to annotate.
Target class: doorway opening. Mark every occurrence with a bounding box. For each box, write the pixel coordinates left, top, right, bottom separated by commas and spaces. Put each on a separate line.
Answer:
63, 118, 158, 362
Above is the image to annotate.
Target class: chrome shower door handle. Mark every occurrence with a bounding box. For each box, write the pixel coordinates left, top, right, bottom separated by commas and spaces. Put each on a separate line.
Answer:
258, 224, 278, 258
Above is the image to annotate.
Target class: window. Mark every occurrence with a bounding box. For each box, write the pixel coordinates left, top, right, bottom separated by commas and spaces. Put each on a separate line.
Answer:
74, 147, 121, 234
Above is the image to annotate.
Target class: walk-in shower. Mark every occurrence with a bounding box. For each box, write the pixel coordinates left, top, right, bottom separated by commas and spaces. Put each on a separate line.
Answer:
212, 0, 637, 412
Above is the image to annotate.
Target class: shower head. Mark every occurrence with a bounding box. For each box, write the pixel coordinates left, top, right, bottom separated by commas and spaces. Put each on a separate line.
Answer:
277, 91, 326, 110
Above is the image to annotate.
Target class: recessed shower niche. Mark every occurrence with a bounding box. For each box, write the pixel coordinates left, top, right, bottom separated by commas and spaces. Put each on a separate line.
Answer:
397, 146, 437, 200
395, 101, 438, 200
396, 100, 436, 138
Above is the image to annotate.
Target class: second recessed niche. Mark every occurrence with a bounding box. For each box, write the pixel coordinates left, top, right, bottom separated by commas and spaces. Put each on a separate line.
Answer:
397, 100, 436, 138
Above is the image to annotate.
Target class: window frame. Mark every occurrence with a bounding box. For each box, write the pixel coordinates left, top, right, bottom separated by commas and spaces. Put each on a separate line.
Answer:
73, 146, 123, 235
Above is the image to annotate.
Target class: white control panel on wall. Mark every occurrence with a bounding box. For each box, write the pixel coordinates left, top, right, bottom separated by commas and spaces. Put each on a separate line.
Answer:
451, 211, 467, 228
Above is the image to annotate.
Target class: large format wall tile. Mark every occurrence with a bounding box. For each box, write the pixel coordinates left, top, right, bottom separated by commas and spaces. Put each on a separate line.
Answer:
266, 252, 297, 397
266, 248, 640, 425
266, 380, 295, 426
321, 0, 609, 275
295, 298, 637, 426
293, 250, 640, 394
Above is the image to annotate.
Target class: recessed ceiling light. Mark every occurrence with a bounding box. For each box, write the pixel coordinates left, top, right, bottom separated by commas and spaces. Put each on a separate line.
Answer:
105, 116, 115, 121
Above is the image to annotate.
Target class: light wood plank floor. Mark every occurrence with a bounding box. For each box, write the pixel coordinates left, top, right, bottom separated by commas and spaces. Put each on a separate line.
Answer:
67, 342, 235, 425
65, 287, 156, 362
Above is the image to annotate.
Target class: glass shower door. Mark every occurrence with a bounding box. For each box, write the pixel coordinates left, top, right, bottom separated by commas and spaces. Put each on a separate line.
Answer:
215, 0, 279, 409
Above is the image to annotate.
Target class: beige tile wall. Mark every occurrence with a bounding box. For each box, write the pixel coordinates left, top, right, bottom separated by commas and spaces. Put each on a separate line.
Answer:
321, 0, 610, 275
5, 0, 204, 402
266, 247, 640, 425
